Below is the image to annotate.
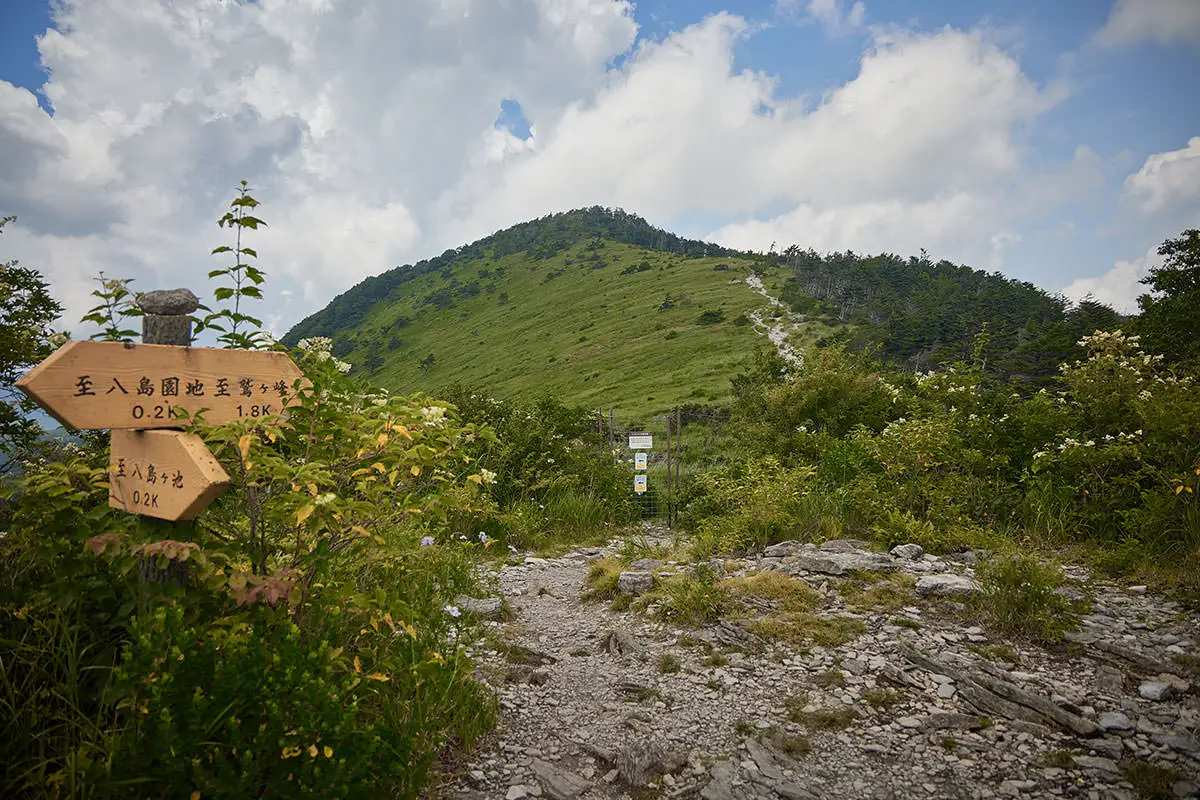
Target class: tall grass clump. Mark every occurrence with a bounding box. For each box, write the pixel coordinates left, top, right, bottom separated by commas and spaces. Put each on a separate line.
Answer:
973, 553, 1081, 641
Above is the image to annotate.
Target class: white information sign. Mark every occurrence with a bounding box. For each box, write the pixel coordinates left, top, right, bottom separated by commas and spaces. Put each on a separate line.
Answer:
634, 452, 648, 470
628, 432, 653, 450
633, 474, 648, 494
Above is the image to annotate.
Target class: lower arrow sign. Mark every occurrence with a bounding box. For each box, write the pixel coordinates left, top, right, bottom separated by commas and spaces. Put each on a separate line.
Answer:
108, 430, 231, 521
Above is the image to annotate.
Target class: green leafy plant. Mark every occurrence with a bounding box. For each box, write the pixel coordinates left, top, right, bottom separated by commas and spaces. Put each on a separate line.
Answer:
197, 181, 270, 349
80, 273, 142, 342
0, 218, 66, 470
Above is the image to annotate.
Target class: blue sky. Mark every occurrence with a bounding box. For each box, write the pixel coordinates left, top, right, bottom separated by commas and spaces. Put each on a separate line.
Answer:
1, 0, 1198, 335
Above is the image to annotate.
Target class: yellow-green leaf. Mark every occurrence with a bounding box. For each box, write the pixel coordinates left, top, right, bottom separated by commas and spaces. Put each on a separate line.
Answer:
296, 504, 316, 525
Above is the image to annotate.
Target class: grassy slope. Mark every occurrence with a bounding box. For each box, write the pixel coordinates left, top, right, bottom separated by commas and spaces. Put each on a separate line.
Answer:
344, 241, 843, 416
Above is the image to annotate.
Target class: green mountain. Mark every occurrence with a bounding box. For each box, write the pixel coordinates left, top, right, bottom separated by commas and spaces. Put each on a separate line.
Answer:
283, 208, 1111, 414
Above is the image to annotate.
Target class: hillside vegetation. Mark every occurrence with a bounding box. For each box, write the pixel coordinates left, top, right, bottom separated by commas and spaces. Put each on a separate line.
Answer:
285, 208, 1122, 413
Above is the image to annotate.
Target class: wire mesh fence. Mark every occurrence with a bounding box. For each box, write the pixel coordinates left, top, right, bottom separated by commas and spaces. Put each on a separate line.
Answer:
596, 406, 732, 527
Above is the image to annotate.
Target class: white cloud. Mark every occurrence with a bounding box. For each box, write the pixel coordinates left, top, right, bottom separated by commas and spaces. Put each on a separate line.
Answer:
775, 0, 866, 33
444, 21, 1062, 263
3, 0, 638, 335
1061, 244, 1159, 315
1123, 137, 1200, 214
1096, 0, 1200, 47
707, 194, 1015, 267
1, 1, 1085, 338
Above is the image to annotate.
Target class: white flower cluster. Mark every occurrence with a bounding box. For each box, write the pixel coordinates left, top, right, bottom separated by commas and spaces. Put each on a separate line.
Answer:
480, 468, 497, 484
421, 405, 447, 427
297, 337, 331, 352
1035, 429, 1143, 459
297, 337, 351, 372
1078, 329, 1138, 347
1076, 330, 1168, 373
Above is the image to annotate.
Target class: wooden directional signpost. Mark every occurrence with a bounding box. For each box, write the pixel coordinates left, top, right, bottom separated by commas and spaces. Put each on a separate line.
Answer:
16, 288, 305, 522
16, 340, 305, 431
109, 429, 231, 520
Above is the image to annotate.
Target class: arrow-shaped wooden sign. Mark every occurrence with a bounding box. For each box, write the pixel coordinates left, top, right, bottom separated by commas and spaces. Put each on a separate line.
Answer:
16, 340, 304, 431
109, 429, 231, 521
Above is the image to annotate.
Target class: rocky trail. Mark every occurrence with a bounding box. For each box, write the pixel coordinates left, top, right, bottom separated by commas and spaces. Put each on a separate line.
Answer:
742, 274, 805, 369
440, 528, 1199, 800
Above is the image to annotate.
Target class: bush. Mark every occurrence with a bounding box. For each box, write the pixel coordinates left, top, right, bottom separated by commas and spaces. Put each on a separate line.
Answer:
683, 456, 816, 558
104, 602, 494, 798
973, 554, 1081, 641
435, 386, 637, 549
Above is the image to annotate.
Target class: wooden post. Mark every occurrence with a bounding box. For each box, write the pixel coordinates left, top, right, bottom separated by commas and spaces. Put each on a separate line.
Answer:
137, 288, 199, 589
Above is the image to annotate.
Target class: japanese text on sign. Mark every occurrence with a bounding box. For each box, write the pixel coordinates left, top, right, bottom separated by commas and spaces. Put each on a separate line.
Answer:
17, 341, 306, 431
108, 430, 231, 521
74, 373, 290, 420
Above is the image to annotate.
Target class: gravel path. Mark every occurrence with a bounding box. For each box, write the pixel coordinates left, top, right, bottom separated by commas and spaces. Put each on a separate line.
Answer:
438, 529, 1200, 800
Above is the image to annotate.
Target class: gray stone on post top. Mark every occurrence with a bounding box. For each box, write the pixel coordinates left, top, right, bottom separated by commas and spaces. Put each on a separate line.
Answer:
139, 288, 199, 346
138, 288, 200, 316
